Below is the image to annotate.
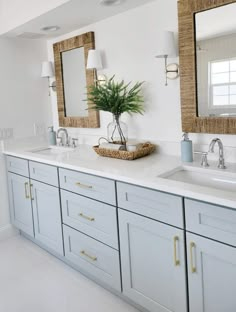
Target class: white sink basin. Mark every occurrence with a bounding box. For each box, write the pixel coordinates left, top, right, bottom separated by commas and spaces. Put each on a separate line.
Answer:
160, 166, 236, 193
29, 146, 74, 156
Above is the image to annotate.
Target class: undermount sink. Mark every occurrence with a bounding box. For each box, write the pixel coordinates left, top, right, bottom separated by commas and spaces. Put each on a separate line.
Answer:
29, 146, 74, 156
160, 166, 236, 193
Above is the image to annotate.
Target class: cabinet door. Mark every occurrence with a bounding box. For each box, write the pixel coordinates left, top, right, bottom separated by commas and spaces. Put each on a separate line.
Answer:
119, 209, 187, 312
31, 180, 64, 256
8, 173, 34, 237
187, 232, 236, 312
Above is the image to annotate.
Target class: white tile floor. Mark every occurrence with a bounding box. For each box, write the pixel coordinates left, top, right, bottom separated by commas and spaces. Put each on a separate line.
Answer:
0, 235, 138, 312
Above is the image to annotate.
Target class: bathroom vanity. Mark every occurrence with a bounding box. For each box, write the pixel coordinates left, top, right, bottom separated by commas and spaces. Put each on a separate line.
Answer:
4, 144, 236, 312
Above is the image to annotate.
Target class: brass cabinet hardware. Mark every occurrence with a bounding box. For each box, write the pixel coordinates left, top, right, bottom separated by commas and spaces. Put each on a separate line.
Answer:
75, 182, 93, 189
24, 182, 30, 199
190, 242, 197, 273
79, 213, 95, 222
174, 236, 180, 266
30, 183, 34, 200
80, 250, 97, 261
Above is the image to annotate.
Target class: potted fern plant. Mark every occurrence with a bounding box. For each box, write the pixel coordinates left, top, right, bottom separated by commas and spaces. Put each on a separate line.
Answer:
87, 76, 144, 150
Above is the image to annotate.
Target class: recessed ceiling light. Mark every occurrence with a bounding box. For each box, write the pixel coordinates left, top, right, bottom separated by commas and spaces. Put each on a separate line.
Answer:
100, 0, 123, 6
41, 26, 60, 32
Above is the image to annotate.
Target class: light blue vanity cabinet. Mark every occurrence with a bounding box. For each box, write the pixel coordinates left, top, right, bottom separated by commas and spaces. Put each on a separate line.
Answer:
61, 190, 118, 249
117, 182, 184, 228
7, 156, 29, 177
186, 232, 236, 312
59, 170, 121, 291
30, 180, 63, 255
8, 172, 34, 237
6, 156, 63, 256
185, 199, 236, 312
59, 168, 116, 205
117, 182, 187, 312
29, 161, 59, 187
63, 225, 121, 292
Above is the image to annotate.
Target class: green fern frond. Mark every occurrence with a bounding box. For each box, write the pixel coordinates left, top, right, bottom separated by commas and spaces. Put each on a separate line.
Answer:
86, 76, 145, 116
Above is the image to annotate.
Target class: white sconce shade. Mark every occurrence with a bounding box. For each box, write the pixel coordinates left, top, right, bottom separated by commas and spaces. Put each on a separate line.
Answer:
155, 31, 179, 86
41, 61, 54, 78
87, 50, 103, 70
155, 31, 177, 58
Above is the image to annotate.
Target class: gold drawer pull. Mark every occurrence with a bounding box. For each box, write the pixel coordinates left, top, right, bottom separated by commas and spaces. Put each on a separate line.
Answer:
24, 182, 30, 199
30, 183, 34, 200
75, 182, 93, 189
80, 250, 97, 261
190, 242, 197, 273
174, 236, 180, 266
79, 213, 95, 222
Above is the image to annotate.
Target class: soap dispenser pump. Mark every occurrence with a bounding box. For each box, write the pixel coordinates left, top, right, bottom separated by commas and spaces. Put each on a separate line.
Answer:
48, 126, 56, 146
181, 132, 193, 162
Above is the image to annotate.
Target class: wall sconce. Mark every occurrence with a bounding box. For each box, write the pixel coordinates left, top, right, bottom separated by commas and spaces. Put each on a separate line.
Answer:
41, 61, 56, 95
87, 49, 106, 85
155, 31, 179, 86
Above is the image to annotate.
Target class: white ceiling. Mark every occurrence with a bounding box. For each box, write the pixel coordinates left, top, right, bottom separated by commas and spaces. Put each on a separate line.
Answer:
196, 2, 236, 41
5, 0, 157, 39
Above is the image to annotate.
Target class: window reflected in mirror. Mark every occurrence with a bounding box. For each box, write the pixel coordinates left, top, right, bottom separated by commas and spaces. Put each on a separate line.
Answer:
195, 3, 236, 117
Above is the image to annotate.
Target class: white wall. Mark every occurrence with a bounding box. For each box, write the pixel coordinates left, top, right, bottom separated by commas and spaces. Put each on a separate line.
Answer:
0, 38, 51, 137
47, 0, 181, 145
0, 0, 70, 35
0, 38, 50, 238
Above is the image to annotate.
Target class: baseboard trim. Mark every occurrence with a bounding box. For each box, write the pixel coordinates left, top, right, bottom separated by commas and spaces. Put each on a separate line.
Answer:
0, 224, 19, 241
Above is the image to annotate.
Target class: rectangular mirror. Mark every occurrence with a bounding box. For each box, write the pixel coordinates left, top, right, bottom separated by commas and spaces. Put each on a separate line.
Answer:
195, 3, 236, 118
62, 47, 88, 117
178, 0, 236, 134
53, 32, 100, 128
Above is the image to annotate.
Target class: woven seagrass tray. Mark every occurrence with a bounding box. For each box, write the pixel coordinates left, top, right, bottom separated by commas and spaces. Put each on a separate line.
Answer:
93, 143, 156, 160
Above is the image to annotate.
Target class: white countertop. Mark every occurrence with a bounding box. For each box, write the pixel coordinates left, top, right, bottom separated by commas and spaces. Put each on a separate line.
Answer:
4, 143, 236, 210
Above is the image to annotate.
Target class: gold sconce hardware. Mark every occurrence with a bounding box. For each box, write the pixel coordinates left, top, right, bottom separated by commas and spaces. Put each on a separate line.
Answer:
30, 183, 34, 200
24, 182, 30, 199
173, 236, 180, 266
190, 242, 197, 273
75, 182, 93, 189
79, 213, 95, 222
80, 250, 97, 262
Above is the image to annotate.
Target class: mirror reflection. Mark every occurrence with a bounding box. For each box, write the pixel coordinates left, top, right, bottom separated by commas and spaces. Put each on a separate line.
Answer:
195, 3, 236, 117
61, 47, 88, 117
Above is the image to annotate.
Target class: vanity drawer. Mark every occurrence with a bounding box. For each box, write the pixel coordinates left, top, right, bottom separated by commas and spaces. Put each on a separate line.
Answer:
6, 156, 29, 177
117, 182, 184, 228
61, 190, 118, 249
185, 199, 236, 246
29, 161, 59, 187
63, 225, 121, 292
59, 168, 116, 205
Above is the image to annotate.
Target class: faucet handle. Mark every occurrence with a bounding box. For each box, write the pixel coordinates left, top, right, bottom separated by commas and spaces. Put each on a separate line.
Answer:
56, 137, 63, 146
194, 151, 209, 167
71, 138, 78, 148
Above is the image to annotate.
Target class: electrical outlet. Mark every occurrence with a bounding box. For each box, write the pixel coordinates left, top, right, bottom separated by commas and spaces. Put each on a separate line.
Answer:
0, 128, 14, 140
34, 123, 45, 136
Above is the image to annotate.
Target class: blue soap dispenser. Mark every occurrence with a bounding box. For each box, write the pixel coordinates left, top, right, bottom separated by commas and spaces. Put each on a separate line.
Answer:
181, 133, 193, 162
48, 126, 56, 146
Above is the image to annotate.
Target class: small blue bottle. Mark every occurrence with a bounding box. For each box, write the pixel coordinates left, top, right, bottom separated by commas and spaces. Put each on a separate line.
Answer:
48, 126, 56, 146
181, 133, 193, 162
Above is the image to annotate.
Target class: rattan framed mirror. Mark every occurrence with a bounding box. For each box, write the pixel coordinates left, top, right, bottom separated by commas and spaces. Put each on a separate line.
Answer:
53, 31, 100, 128
178, 0, 236, 134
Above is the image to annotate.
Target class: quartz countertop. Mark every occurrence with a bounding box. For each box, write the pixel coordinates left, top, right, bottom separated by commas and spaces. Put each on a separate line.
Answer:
4, 143, 236, 210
